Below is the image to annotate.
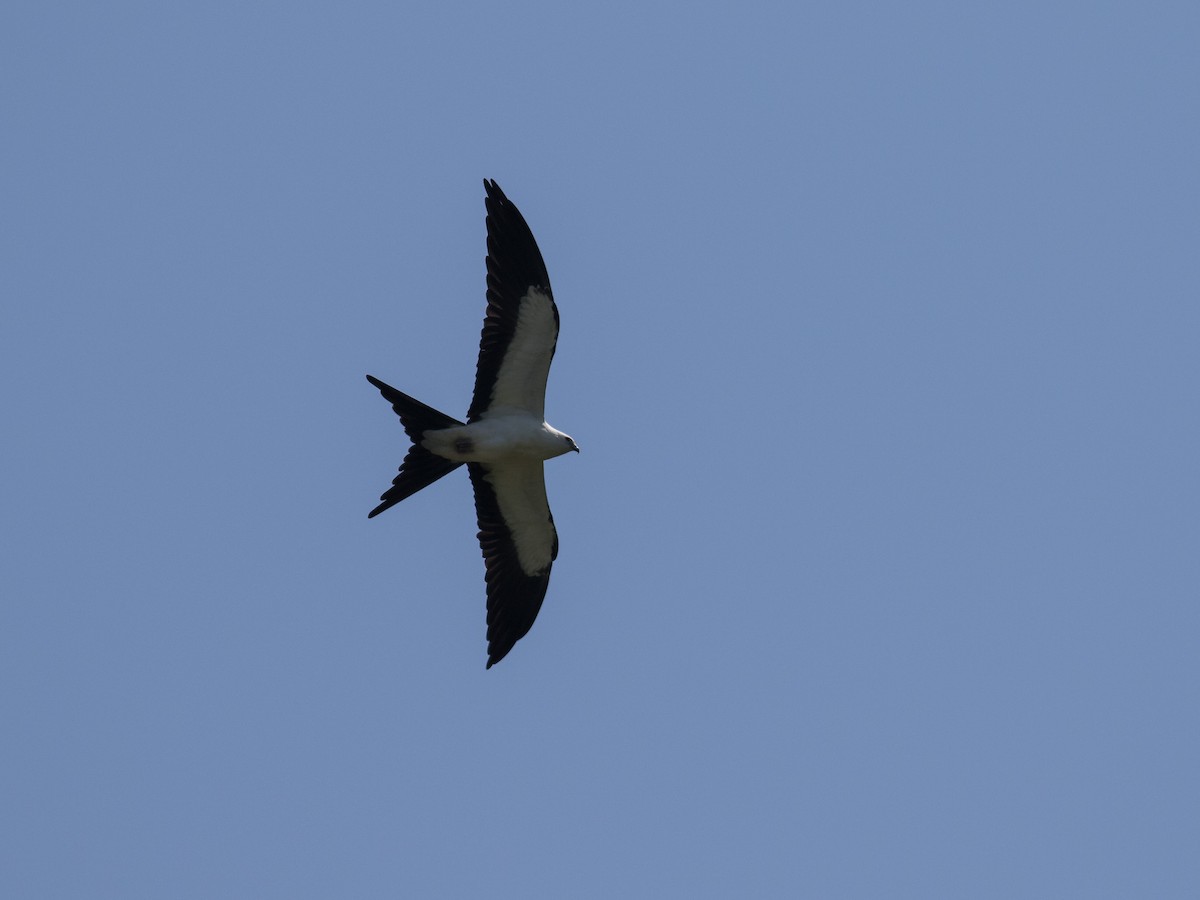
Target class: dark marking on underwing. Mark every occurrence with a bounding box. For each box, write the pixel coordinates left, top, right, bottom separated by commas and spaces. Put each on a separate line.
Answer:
455, 437, 475, 455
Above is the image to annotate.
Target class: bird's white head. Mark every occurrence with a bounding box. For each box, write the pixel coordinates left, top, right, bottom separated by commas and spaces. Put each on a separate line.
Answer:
544, 424, 580, 457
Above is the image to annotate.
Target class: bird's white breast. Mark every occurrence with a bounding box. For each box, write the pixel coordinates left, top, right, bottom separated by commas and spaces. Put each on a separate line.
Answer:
423, 414, 566, 463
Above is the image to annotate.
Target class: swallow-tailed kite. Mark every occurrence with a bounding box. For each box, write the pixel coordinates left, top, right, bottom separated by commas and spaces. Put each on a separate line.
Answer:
366, 180, 578, 668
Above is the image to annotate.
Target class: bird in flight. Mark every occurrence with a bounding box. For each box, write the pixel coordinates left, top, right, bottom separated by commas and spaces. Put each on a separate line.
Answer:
366, 180, 578, 668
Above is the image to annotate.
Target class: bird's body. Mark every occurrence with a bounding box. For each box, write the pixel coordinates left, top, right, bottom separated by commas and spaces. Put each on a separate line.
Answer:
366, 180, 576, 668
421, 414, 577, 466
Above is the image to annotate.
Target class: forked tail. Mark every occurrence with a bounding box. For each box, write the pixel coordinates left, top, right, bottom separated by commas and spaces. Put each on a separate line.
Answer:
365, 375, 465, 518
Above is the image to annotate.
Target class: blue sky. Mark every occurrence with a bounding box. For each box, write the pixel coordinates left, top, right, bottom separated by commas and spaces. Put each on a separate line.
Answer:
3, 2, 1198, 897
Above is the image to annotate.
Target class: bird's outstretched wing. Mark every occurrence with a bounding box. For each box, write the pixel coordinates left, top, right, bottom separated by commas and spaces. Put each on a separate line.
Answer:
468, 460, 558, 668
468, 180, 559, 422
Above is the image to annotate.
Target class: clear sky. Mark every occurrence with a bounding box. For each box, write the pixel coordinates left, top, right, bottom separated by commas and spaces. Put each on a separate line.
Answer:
3, 2, 1198, 897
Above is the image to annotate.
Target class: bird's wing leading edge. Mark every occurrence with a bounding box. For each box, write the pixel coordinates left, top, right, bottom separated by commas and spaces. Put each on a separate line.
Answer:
468, 460, 558, 668
468, 179, 559, 422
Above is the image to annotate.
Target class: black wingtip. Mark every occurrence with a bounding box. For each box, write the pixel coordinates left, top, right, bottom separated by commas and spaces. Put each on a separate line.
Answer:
483, 178, 510, 205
